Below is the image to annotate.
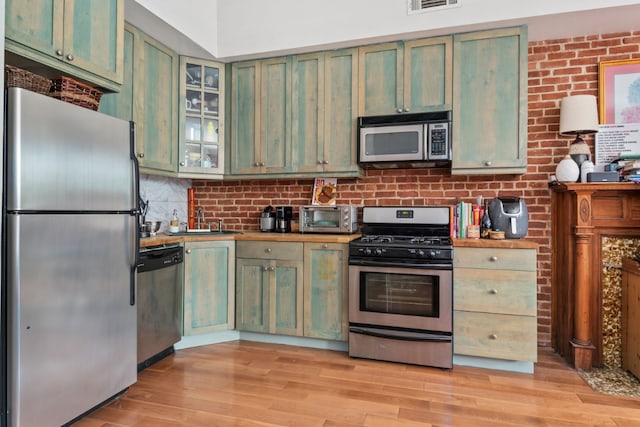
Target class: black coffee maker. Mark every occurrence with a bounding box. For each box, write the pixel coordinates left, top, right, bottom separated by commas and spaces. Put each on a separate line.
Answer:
275, 206, 292, 233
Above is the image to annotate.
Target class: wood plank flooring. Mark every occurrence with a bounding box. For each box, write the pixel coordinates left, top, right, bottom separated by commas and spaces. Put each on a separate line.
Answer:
73, 341, 640, 426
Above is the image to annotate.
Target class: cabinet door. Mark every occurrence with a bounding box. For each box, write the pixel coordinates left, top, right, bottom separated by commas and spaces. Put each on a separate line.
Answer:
6, 0, 63, 59
63, 0, 123, 85
404, 36, 452, 113
134, 31, 178, 173
183, 241, 235, 335
99, 26, 134, 120
292, 53, 324, 174
323, 49, 359, 173
236, 258, 270, 333
452, 27, 528, 175
303, 243, 348, 341
179, 57, 225, 178
230, 60, 261, 174
271, 260, 304, 336
261, 57, 293, 174
358, 42, 403, 116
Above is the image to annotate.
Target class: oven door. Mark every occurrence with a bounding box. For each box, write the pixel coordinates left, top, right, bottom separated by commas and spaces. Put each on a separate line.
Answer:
348, 264, 452, 333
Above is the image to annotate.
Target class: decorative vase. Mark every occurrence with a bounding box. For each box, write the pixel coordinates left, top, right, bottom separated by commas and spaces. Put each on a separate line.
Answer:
556, 155, 580, 183
580, 160, 594, 183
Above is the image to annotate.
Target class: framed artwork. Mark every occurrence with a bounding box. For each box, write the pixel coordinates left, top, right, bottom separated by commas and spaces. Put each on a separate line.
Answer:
598, 58, 640, 124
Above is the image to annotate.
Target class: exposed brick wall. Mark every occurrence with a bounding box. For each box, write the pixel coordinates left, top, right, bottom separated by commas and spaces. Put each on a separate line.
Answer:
193, 29, 640, 348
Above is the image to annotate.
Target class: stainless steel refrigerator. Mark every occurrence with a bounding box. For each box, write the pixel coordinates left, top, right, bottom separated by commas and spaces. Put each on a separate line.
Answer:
2, 87, 139, 426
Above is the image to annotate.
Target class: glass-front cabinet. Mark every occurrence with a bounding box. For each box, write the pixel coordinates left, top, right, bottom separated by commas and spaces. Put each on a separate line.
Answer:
179, 56, 224, 178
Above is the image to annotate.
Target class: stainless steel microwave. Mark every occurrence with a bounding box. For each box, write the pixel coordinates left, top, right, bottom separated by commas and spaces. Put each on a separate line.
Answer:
299, 205, 358, 234
358, 111, 451, 167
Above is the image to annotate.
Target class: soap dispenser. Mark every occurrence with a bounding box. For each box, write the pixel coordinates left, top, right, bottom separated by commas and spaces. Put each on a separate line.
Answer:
169, 209, 180, 233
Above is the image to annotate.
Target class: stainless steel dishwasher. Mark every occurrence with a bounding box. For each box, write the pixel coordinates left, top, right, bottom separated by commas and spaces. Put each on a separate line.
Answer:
137, 244, 184, 371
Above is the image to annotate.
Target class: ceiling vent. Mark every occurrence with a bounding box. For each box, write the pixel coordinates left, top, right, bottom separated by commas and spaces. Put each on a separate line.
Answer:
408, 0, 460, 14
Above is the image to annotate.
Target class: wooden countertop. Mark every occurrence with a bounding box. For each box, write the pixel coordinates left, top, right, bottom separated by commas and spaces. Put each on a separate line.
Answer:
454, 238, 538, 250
140, 231, 361, 247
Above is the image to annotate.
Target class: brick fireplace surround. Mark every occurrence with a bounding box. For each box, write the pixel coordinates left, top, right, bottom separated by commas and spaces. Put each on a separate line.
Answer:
192, 29, 640, 351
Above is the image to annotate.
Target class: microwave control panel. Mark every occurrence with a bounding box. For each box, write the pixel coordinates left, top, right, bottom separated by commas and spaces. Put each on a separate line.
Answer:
427, 123, 450, 160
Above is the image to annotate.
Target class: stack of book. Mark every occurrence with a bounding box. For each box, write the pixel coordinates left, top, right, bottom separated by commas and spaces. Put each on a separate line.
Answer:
451, 201, 483, 239
607, 154, 640, 182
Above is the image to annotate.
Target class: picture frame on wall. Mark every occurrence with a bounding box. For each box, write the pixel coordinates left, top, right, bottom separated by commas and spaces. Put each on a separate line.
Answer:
598, 58, 640, 124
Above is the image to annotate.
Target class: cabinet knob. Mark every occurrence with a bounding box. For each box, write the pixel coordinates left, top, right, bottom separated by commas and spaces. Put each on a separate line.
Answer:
180, 161, 186, 166
323, 160, 329, 165
266, 248, 272, 253
260, 162, 265, 167
186, 249, 192, 254
403, 108, 410, 112
269, 266, 275, 271
137, 153, 145, 158
254, 162, 260, 167
489, 288, 498, 295
489, 334, 498, 340
66, 54, 74, 61
489, 256, 498, 262
485, 161, 492, 166
56, 49, 63, 56
396, 108, 403, 113
263, 266, 269, 271
322, 244, 328, 249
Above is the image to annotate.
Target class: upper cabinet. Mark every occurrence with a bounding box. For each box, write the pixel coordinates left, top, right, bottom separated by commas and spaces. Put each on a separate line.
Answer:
358, 36, 452, 116
229, 50, 362, 179
5, 0, 124, 92
178, 57, 225, 179
230, 57, 294, 176
100, 25, 178, 174
451, 27, 528, 175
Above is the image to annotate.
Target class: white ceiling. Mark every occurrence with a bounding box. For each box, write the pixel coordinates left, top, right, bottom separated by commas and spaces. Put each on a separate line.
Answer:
125, 1, 640, 62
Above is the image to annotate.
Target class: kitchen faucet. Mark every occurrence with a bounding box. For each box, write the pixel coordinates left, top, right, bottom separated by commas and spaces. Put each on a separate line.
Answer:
196, 206, 205, 229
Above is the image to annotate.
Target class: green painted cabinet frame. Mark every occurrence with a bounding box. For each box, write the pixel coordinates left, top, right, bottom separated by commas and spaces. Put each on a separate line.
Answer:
451, 26, 528, 175
5, 0, 124, 91
358, 36, 452, 116
100, 24, 178, 174
303, 243, 348, 341
183, 241, 235, 335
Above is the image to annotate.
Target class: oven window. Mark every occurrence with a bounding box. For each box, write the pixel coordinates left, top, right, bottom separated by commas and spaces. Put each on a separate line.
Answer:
359, 272, 439, 317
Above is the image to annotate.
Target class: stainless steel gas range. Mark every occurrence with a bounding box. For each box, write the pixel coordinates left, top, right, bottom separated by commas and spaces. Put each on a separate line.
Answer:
348, 206, 453, 369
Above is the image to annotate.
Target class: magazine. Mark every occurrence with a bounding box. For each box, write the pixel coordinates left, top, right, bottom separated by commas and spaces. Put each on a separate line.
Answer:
311, 178, 337, 205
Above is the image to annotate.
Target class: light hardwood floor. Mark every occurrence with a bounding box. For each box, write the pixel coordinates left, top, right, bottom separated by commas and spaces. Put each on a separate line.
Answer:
73, 341, 640, 426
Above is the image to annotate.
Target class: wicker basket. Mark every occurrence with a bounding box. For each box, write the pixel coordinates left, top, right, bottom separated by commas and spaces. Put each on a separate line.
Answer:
4, 65, 52, 95
49, 76, 103, 111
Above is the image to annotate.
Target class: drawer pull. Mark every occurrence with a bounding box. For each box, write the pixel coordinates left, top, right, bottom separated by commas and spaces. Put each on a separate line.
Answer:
322, 244, 328, 249
489, 334, 498, 340
266, 247, 272, 253
186, 249, 191, 254
489, 289, 498, 295
489, 256, 498, 262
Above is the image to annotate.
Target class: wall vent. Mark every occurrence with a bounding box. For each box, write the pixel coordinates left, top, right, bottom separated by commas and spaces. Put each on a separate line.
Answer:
408, 0, 460, 14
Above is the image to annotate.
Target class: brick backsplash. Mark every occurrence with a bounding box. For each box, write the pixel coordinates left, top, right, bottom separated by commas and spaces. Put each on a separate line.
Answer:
192, 29, 640, 348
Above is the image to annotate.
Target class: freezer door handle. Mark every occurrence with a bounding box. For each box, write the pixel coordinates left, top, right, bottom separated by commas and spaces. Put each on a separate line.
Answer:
130, 120, 139, 306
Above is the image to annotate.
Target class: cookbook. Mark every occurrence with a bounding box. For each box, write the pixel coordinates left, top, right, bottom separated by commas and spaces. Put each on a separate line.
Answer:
311, 178, 337, 205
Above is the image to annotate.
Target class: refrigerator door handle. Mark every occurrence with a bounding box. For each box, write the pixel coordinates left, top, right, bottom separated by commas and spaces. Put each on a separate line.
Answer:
130, 121, 139, 306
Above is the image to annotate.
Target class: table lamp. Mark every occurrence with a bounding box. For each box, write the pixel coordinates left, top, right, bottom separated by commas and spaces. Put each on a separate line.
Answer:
559, 95, 599, 167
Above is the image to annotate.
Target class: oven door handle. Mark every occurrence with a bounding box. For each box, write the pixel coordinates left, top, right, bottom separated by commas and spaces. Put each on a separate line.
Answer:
349, 326, 451, 342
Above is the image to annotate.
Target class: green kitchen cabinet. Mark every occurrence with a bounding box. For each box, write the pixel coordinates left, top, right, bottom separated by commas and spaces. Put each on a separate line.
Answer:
303, 243, 348, 341
292, 49, 361, 176
183, 240, 235, 335
236, 242, 303, 336
5, 0, 124, 92
451, 26, 528, 175
100, 25, 178, 174
230, 57, 293, 175
178, 56, 225, 179
358, 36, 452, 116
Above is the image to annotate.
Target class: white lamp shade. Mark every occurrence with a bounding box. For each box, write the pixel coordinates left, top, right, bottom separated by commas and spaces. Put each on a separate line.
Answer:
559, 95, 599, 135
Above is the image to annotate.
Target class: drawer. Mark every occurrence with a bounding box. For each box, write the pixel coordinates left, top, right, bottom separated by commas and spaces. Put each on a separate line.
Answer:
453, 310, 537, 362
454, 268, 536, 316
454, 247, 536, 271
236, 241, 303, 261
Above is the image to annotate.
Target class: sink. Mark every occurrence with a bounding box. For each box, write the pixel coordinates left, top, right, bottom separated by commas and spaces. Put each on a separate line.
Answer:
166, 230, 243, 236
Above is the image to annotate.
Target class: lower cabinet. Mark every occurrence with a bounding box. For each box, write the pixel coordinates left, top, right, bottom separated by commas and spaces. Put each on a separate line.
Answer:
236, 242, 304, 335
183, 240, 235, 335
236, 240, 348, 341
453, 246, 537, 362
303, 243, 348, 340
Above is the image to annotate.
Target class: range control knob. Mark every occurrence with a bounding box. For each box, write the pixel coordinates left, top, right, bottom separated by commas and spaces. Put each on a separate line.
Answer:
363, 248, 372, 256
429, 250, 437, 258
374, 248, 383, 256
